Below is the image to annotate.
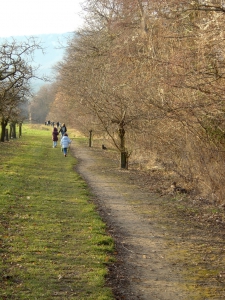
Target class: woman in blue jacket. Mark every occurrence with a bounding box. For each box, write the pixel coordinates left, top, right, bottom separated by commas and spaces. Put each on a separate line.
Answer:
60, 133, 71, 157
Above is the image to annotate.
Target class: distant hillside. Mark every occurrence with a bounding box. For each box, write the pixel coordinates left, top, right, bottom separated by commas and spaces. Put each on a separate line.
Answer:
0, 32, 74, 93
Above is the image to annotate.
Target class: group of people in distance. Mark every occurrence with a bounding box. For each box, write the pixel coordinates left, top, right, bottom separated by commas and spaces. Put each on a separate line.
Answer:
52, 123, 71, 157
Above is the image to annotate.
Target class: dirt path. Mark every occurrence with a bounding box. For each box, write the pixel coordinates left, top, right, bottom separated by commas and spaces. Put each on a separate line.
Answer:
72, 142, 195, 300
71, 142, 225, 300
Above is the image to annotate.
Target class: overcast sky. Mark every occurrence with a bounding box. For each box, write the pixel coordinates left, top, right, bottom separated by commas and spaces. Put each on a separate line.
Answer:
0, 0, 84, 37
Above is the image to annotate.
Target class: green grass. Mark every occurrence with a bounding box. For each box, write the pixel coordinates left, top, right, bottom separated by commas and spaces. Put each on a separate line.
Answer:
0, 124, 114, 299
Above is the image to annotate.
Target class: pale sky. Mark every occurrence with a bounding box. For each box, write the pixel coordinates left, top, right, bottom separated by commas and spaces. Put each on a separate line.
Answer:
0, 0, 84, 37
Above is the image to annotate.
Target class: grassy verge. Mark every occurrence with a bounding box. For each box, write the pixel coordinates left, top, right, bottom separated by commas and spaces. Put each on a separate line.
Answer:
0, 124, 114, 299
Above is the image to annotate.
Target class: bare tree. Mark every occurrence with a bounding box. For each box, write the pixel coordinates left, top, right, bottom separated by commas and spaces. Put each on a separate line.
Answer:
29, 83, 57, 124
54, 0, 157, 168
0, 37, 43, 141
48, 0, 225, 202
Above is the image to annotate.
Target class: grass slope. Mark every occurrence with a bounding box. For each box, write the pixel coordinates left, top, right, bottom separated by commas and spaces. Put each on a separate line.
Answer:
0, 124, 114, 299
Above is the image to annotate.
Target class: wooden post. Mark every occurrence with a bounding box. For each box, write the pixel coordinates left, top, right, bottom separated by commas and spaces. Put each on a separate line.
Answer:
89, 130, 93, 147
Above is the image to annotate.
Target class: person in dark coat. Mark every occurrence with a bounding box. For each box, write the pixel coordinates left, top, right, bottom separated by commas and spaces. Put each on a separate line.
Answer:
52, 126, 59, 148
59, 123, 67, 138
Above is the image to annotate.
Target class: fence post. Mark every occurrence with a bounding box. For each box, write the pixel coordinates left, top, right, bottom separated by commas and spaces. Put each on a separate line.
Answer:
89, 130, 93, 147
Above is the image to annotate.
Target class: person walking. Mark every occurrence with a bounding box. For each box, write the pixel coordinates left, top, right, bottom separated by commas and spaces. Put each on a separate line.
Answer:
59, 123, 67, 138
52, 126, 59, 148
60, 133, 71, 157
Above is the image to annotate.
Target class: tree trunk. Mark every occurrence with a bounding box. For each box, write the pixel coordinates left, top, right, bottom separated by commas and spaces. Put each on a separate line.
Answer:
0, 118, 8, 142
10, 122, 17, 139
19, 123, 22, 138
5, 129, 9, 141
12, 122, 16, 139
9, 123, 12, 139
121, 151, 128, 169
119, 126, 128, 169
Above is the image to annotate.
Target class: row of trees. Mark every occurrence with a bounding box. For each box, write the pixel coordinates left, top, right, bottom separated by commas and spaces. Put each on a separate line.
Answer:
0, 37, 43, 141
29, 84, 57, 124
32, 0, 225, 203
